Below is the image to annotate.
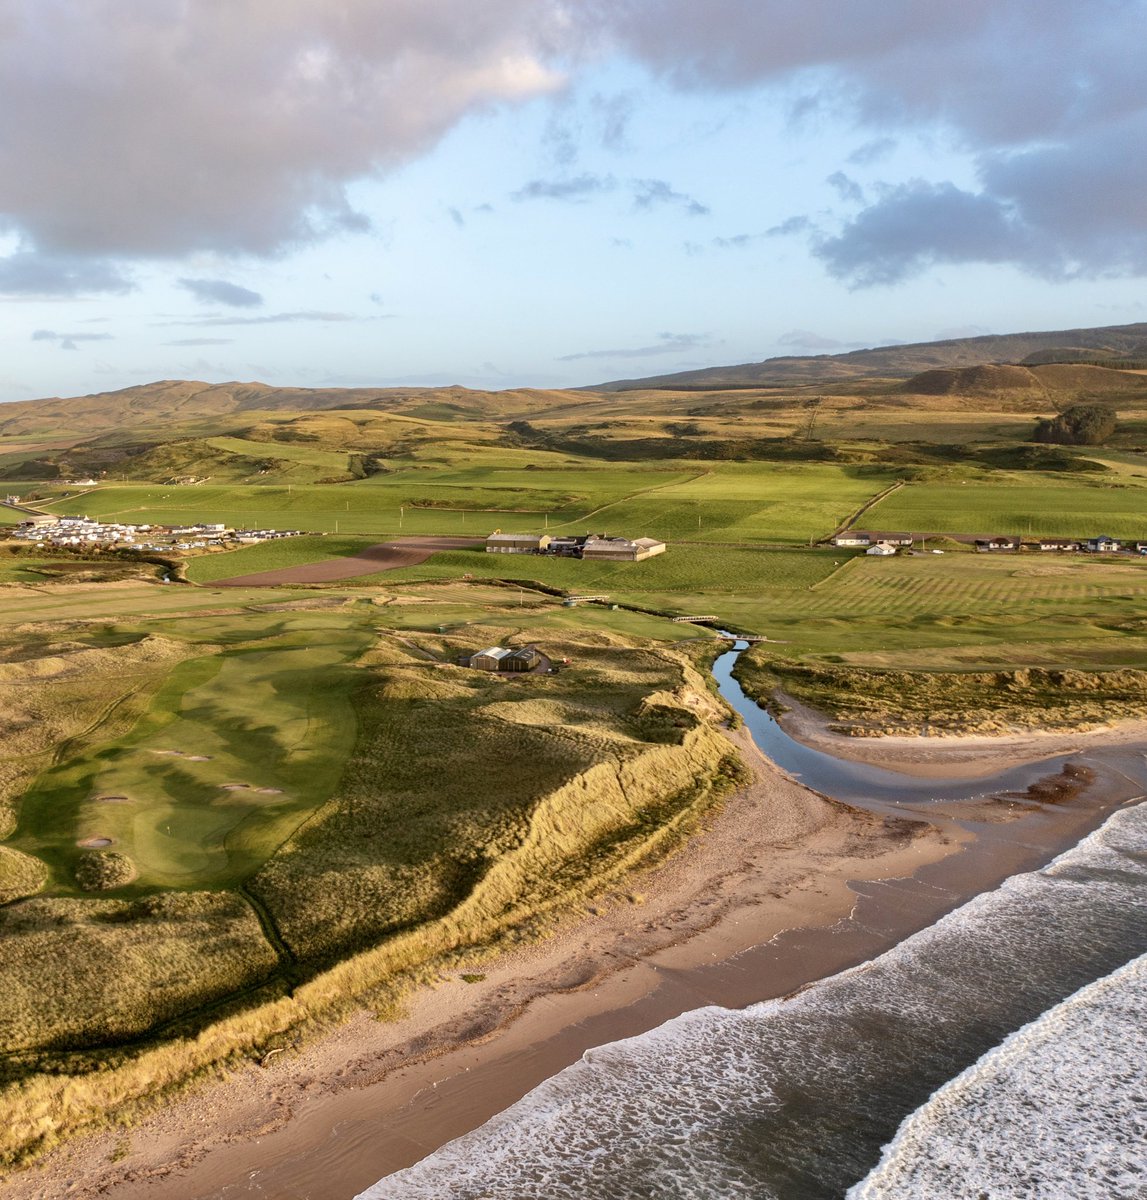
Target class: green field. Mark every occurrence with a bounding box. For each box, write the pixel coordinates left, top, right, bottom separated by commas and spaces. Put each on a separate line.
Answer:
34, 460, 893, 545
868, 476, 1147, 539
184, 534, 378, 582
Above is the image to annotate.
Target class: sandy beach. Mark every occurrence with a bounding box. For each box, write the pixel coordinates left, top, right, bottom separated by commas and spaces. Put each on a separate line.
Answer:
5, 722, 1144, 1200
775, 690, 1147, 778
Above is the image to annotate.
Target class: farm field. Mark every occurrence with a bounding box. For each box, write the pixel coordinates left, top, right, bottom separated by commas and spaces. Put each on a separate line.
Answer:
32, 460, 893, 544
185, 535, 378, 583
867, 475, 1147, 539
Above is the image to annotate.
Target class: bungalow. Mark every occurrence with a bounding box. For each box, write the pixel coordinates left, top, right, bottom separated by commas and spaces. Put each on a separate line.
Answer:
1032, 539, 1079, 552
831, 533, 871, 547
975, 537, 1018, 552
485, 532, 551, 554
1086, 536, 1120, 554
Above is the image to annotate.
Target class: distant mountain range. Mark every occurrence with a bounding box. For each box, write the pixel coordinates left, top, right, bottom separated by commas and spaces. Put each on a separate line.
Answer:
3, 323, 1147, 442
592, 322, 1147, 391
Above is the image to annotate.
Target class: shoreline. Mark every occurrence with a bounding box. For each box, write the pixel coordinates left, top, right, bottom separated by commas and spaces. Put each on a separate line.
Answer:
6, 722, 1144, 1200
773, 690, 1147, 779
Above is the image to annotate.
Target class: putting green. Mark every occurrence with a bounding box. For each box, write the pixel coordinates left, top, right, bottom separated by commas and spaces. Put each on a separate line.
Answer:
11, 614, 372, 890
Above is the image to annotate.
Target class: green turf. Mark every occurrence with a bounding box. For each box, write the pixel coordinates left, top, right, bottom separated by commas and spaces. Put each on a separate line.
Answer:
369, 543, 846, 595
9, 614, 372, 891
31, 460, 890, 545
867, 476, 1147, 539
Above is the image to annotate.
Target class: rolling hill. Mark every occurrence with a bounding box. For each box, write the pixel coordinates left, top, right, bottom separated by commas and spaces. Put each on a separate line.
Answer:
592, 322, 1147, 391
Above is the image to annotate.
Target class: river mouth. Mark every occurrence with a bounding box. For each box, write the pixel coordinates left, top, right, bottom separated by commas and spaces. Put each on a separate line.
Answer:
711, 638, 1147, 811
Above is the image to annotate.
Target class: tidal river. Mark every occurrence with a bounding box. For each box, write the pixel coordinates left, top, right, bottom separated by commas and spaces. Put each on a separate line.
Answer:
361, 639, 1147, 1200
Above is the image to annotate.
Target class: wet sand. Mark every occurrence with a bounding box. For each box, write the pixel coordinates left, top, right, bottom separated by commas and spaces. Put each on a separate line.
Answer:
7, 722, 1143, 1200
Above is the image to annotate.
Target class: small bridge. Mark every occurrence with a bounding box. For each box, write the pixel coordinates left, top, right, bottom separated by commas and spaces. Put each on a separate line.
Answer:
671, 614, 719, 624
564, 594, 611, 605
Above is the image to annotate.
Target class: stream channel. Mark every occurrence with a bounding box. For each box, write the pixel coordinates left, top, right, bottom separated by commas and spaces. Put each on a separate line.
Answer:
710, 636, 1147, 811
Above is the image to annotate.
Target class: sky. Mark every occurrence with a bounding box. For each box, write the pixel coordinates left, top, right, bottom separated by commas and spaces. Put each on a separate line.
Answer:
1, 0, 1145, 403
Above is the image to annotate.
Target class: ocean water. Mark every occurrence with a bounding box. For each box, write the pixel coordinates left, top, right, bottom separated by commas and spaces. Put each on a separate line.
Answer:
359, 800, 1147, 1200
850, 953, 1147, 1199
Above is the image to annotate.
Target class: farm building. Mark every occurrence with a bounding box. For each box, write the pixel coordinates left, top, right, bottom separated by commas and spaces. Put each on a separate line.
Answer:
486, 532, 551, 554
581, 535, 666, 562
866, 543, 897, 557
831, 533, 871, 547
467, 646, 541, 672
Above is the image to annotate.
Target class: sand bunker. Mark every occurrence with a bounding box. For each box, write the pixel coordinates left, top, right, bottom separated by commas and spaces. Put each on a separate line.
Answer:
220, 783, 250, 791
95, 795, 131, 804
256, 787, 284, 795
77, 836, 114, 848
150, 749, 214, 761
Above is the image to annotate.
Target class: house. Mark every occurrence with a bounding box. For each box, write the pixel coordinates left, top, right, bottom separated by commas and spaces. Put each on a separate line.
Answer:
467, 645, 540, 672
485, 532, 551, 554
469, 646, 514, 670
1033, 539, 1079, 552
831, 533, 871, 547
1086, 536, 1120, 553
975, 537, 1017, 552
866, 542, 897, 556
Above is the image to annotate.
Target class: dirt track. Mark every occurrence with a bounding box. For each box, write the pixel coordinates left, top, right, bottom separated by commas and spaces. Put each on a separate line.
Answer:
212, 537, 482, 587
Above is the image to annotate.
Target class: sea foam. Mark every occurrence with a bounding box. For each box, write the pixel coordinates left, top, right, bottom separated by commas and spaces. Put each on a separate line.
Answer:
849, 953, 1147, 1200
360, 802, 1147, 1200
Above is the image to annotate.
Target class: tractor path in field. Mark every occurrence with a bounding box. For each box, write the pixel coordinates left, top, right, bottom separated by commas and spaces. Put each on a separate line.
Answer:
211, 536, 483, 586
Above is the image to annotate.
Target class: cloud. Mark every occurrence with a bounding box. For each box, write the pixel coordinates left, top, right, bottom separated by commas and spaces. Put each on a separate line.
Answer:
712, 233, 762, 250
813, 180, 1026, 286
161, 310, 370, 328
178, 278, 264, 308
0, 1, 566, 263
447, 207, 466, 228
632, 178, 709, 215
767, 215, 814, 238
557, 332, 714, 361
513, 174, 617, 202
0, 252, 132, 296
593, 1, 1147, 281
592, 91, 636, 150
826, 172, 864, 205
1, 1, 1143, 290
163, 337, 236, 346
31, 329, 115, 351
847, 138, 897, 166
